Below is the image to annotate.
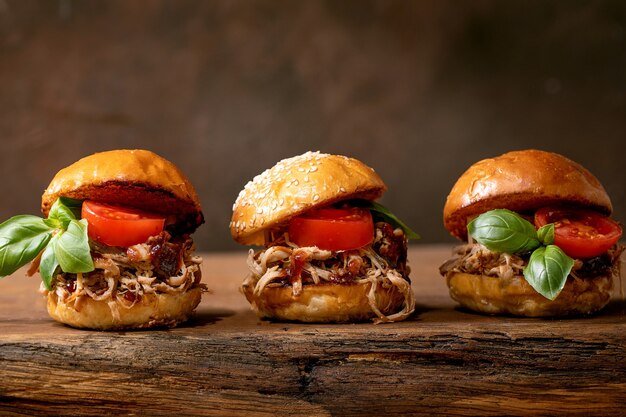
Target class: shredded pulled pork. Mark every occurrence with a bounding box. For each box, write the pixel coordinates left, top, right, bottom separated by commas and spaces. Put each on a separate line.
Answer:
41, 232, 203, 319
439, 242, 624, 280
439, 243, 526, 279
243, 222, 415, 323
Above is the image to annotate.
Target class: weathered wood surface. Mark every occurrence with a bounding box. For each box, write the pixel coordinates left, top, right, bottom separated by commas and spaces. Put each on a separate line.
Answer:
1, 245, 624, 416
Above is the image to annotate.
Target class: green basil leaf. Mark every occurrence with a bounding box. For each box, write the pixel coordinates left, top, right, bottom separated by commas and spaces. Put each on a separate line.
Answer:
523, 245, 574, 300
58, 197, 83, 220
54, 219, 94, 273
40, 233, 60, 290
537, 223, 555, 246
353, 200, 420, 240
47, 198, 79, 229
43, 218, 62, 229
0, 215, 54, 277
468, 209, 541, 254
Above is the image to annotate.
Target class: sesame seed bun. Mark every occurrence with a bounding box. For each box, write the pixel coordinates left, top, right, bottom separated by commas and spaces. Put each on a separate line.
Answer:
230, 151, 387, 245
46, 286, 203, 330
241, 281, 406, 323
446, 271, 613, 317
42, 149, 203, 234
443, 149, 612, 240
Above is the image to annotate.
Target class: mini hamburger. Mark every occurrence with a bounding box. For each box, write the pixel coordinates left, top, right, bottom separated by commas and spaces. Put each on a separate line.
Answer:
0, 149, 205, 329
440, 149, 623, 317
230, 151, 418, 323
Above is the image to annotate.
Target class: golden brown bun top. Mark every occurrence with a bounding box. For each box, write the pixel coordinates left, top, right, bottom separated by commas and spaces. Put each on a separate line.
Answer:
231, 151, 386, 245
444, 149, 612, 240
42, 149, 203, 234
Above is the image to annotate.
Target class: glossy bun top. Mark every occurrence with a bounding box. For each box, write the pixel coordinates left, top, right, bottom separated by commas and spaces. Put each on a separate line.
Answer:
443, 149, 612, 240
231, 151, 386, 245
42, 149, 203, 234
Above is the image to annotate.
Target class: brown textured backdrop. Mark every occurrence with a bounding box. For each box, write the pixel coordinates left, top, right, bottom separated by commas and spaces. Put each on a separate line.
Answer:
0, 0, 625, 251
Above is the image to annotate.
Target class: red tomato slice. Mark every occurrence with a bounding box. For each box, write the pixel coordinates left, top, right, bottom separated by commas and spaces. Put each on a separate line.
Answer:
81, 200, 165, 247
288, 207, 374, 251
535, 207, 622, 259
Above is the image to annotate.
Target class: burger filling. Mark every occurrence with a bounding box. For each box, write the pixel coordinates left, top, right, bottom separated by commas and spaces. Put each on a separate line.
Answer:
243, 221, 415, 323
440, 205, 623, 303
439, 241, 624, 281
39, 231, 204, 320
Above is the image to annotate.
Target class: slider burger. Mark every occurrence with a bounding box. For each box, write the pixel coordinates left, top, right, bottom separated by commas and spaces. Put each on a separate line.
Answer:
0, 149, 205, 329
230, 151, 418, 323
440, 149, 623, 317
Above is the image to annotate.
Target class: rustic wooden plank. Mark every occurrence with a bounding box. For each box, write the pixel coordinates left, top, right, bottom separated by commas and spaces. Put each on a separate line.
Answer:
1, 312, 624, 416
0, 245, 624, 416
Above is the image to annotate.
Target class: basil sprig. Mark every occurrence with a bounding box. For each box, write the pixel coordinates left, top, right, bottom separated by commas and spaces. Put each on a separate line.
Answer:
467, 209, 574, 300
0, 198, 94, 290
0, 216, 54, 276
467, 209, 541, 253
353, 200, 420, 240
525, 246, 574, 300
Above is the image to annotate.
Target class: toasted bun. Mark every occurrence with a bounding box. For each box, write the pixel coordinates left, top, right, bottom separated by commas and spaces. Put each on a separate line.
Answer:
444, 149, 612, 240
231, 151, 387, 245
242, 281, 405, 323
46, 286, 203, 330
446, 271, 613, 317
42, 149, 203, 234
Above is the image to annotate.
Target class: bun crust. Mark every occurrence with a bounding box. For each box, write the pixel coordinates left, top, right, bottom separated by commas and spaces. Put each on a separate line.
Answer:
242, 281, 405, 323
46, 286, 203, 330
444, 149, 612, 239
42, 149, 203, 234
231, 151, 386, 245
446, 272, 613, 317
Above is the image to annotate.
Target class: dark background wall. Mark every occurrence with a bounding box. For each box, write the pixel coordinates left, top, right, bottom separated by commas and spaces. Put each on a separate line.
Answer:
1, 0, 625, 251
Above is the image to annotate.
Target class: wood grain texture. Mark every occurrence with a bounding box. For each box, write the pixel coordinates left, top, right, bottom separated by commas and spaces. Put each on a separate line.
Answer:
0, 245, 624, 416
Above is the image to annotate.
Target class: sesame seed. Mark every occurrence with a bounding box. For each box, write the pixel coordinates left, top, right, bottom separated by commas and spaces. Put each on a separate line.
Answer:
313, 194, 320, 201
232, 152, 337, 221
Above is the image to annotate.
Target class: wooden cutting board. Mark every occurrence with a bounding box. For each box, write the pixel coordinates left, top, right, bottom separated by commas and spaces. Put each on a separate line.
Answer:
1, 245, 624, 416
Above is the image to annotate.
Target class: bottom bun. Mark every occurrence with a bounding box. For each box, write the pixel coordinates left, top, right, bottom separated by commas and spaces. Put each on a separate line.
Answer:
46, 287, 203, 330
242, 281, 406, 323
446, 272, 613, 317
